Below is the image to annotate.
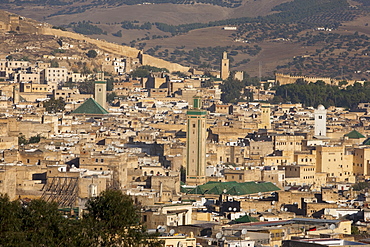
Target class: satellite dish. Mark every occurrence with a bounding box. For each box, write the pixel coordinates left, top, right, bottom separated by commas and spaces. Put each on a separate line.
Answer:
241, 229, 248, 235
285, 208, 288, 212
329, 224, 336, 230
216, 233, 222, 239
157, 225, 162, 229
170, 229, 175, 235
177, 241, 183, 247
366, 192, 369, 197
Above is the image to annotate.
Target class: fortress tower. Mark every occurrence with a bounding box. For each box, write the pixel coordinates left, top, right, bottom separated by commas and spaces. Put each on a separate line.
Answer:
186, 96, 207, 185
314, 104, 327, 136
220, 51, 229, 80
94, 81, 107, 110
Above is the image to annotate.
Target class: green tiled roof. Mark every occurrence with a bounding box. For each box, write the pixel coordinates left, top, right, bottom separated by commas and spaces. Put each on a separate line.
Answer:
72, 98, 108, 114
186, 181, 280, 195
234, 214, 259, 223
345, 130, 365, 139
363, 138, 370, 145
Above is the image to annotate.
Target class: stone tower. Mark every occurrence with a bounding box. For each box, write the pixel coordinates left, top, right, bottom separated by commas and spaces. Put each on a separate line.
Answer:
94, 81, 107, 110
260, 104, 271, 129
220, 51, 229, 80
314, 104, 327, 136
186, 96, 207, 185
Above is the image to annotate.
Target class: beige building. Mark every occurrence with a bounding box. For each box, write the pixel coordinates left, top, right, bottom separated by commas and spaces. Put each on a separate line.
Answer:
316, 145, 354, 182
17, 71, 41, 83
43, 68, 68, 83
353, 146, 370, 178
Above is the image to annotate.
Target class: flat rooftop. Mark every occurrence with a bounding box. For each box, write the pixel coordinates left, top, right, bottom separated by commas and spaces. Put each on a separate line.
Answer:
294, 238, 369, 246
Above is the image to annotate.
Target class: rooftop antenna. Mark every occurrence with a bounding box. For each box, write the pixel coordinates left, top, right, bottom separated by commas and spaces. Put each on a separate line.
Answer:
259, 61, 262, 83
258, 61, 262, 100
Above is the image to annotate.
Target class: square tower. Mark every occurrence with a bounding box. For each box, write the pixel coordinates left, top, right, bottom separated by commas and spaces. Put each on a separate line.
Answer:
186, 97, 207, 185
314, 104, 327, 136
220, 51, 229, 80
94, 81, 107, 110
260, 104, 271, 129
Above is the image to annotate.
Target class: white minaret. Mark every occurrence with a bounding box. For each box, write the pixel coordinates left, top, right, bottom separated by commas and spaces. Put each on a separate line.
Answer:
314, 104, 327, 136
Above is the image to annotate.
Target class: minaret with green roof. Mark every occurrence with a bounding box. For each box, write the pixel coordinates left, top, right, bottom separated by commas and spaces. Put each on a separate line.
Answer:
186, 96, 207, 185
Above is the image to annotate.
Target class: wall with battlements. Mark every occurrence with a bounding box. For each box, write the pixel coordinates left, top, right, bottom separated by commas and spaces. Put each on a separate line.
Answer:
275, 73, 334, 85
41, 27, 190, 73
275, 73, 364, 87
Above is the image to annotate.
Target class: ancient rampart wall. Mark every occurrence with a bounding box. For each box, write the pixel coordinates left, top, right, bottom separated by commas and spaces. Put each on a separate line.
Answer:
41, 27, 190, 72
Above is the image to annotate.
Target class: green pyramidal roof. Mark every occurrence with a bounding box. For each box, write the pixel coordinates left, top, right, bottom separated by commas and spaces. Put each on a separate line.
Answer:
186, 181, 280, 195
72, 98, 109, 114
345, 130, 365, 139
234, 214, 259, 223
363, 138, 370, 145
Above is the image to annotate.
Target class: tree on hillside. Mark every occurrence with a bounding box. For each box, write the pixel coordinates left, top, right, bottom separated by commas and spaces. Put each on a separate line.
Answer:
131, 68, 150, 78
43, 97, 66, 113
78, 79, 95, 94
87, 50, 98, 58
220, 78, 245, 103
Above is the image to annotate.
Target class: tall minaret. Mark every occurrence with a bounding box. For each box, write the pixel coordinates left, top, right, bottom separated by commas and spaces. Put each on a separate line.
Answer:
94, 80, 107, 110
314, 104, 327, 136
186, 96, 207, 185
260, 104, 271, 129
220, 51, 229, 80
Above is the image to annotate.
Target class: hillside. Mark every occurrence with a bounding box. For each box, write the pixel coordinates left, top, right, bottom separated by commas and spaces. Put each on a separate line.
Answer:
1, 0, 370, 79
0, 9, 189, 73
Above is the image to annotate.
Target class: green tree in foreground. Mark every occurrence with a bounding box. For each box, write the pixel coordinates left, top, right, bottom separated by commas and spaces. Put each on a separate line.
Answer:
0, 191, 163, 247
0, 195, 78, 246
84, 190, 162, 247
